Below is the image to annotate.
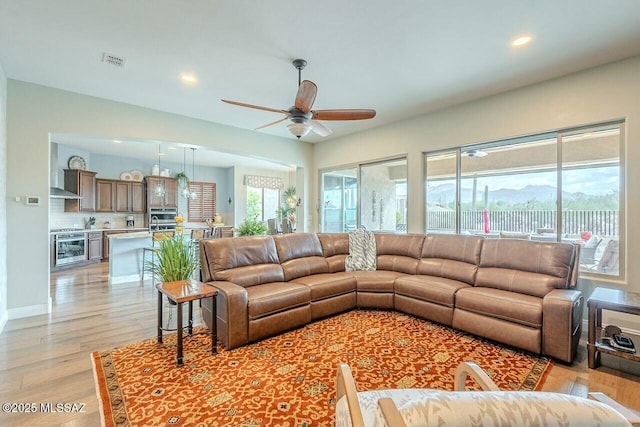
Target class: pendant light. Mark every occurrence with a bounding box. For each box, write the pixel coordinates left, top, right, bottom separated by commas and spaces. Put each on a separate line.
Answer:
154, 144, 166, 197
189, 147, 198, 200
181, 147, 191, 198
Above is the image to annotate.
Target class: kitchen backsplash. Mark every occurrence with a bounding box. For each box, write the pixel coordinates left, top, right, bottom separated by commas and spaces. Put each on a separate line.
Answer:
49, 198, 234, 230
49, 198, 145, 229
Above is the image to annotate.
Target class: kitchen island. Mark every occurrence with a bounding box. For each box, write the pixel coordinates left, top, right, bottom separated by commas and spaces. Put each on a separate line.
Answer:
108, 231, 152, 284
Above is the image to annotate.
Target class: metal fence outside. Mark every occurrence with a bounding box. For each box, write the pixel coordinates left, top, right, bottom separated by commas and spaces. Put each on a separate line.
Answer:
427, 209, 619, 236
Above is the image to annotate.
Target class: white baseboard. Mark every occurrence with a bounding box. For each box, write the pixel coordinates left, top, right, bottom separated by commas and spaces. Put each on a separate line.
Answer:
0, 309, 7, 334
8, 298, 52, 319
109, 273, 142, 285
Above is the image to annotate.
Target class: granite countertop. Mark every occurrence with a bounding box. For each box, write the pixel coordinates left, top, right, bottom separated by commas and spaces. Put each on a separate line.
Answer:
50, 227, 148, 235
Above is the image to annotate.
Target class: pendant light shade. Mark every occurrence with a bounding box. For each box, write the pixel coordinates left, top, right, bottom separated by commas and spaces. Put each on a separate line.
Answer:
189, 148, 198, 200
155, 144, 166, 197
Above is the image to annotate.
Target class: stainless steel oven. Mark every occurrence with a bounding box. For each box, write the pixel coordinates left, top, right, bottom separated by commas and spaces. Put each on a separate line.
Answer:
55, 231, 87, 265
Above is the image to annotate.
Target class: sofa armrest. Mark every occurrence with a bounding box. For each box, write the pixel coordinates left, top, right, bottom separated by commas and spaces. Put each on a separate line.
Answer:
206, 281, 249, 350
543, 289, 584, 363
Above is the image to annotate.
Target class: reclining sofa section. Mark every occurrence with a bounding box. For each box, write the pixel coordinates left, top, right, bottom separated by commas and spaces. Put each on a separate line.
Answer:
200, 232, 583, 363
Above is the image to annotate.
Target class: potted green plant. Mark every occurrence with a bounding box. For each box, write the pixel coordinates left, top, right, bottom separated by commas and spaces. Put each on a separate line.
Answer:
237, 216, 268, 236
147, 233, 199, 283
174, 171, 189, 189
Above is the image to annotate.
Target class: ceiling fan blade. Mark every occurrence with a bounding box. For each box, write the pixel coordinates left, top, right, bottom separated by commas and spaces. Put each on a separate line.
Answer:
294, 80, 317, 113
221, 99, 288, 115
312, 109, 376, 121
309, 120, 332, 137
254, 117, 288, 131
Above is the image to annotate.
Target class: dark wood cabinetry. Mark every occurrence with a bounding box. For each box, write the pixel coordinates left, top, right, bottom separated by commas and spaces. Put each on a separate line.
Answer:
131, 182, 146, 213
96, 179, 115, 212
145, 176, 178, 209
64, 169, 97, 212
88, 231, 103, 260
96, 179, 146, 213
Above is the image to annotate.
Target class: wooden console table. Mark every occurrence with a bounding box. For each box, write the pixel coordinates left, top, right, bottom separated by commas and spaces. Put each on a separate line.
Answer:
156, 279, 218, 366
587, 287, 640, 369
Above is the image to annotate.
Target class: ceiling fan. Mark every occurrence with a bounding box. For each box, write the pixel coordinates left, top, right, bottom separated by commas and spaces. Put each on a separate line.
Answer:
222, 59, 376, 139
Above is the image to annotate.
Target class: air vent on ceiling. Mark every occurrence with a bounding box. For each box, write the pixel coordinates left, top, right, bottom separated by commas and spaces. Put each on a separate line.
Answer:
102, 52, 127, 68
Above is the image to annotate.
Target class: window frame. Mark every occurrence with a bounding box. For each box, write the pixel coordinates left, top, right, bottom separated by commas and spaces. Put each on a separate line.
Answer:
424, 121, 625, 281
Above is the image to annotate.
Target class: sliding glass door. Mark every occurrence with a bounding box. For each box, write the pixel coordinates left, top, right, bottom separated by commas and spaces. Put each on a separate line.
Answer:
321, 168, 357, 232
320, 157, 408, 233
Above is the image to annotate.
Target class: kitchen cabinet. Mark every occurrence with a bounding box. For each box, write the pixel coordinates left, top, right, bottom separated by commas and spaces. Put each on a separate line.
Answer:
145, 176, 178, 210
131, 182, 146, 213
96, 179, 115, 212
88, 231, 103, 260
96, 179, 146, 213
64, 169, 97, 212
102, 231, 127, 260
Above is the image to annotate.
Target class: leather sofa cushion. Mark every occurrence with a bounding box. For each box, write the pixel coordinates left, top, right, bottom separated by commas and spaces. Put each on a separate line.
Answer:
274, 233, 324, 261
455, 287, 542, 328
377, 255, 419, 275
375, 233, 424, 259
280, 257, 330, 282
417, 259, 477, 285
418, 234, 482, 284
326, 254, 347, 273
318, 233, 350, 257
421, 234, 483, 264
319, 233, 350, 273
246, 282, 310, 320
395, 276, 471, 307
350, 270, 407, 292
215, 264, 285, 288
478, 240, 575, 295
201, 235, 281, 277
292, 272, 356, 301
476, 268, 569, 299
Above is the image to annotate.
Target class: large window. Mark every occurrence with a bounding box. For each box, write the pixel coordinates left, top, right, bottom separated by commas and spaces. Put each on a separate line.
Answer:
247, 186, 280, 222
320, 157, 408, 233
424, 123, 623, 278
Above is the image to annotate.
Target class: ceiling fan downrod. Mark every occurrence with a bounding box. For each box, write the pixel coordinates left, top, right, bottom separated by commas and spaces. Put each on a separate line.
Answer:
292, 59, 307, 86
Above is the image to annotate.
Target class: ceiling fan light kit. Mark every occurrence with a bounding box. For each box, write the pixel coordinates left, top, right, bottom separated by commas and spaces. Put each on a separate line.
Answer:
221, 59, 376, 140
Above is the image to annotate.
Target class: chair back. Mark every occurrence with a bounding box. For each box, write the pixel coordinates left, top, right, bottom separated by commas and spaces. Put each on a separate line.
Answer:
190, 229, 205, 240
152, 230, 175, 244
219, 226, 234, 238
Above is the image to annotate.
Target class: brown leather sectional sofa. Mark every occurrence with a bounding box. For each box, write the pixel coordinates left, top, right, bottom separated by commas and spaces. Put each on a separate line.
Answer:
200, 232, 583, 363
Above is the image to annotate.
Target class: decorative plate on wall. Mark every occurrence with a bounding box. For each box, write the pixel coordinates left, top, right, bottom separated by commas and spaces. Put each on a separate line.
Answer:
68, 155, 86, 170
120, 172, 133, 181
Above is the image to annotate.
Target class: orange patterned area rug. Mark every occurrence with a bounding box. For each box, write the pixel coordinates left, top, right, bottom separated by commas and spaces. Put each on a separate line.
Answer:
91, 310, 552, 427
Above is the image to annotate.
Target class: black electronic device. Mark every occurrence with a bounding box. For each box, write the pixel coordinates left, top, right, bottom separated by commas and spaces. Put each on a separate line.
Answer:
611, 333, 636, 353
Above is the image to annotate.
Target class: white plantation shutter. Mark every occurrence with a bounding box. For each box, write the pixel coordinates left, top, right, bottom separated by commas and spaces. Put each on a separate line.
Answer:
187, 182, 216, 222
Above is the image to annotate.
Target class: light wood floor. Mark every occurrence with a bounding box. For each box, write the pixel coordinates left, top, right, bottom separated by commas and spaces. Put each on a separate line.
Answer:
0, 262, 639, 426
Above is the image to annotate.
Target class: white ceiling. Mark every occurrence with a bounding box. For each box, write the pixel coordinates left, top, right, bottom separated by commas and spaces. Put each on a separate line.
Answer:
2, 1, 640, 153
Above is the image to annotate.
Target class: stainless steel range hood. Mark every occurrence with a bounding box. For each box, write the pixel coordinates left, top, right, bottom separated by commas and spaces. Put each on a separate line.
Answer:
50, 187, 82, 199
50, 142, 83, 199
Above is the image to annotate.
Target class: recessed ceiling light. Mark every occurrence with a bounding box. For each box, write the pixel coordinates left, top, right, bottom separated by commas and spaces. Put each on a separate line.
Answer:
512, 35, 532, 47
180, 73, 197, 84
113, 140, 121, 144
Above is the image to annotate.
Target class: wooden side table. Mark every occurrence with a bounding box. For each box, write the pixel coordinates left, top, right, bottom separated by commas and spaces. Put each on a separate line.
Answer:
156, 279, 218, 366
587, 287, 640, 369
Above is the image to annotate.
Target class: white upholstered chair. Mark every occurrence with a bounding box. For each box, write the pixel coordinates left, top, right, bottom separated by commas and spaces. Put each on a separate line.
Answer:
335, 362, 639, 427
